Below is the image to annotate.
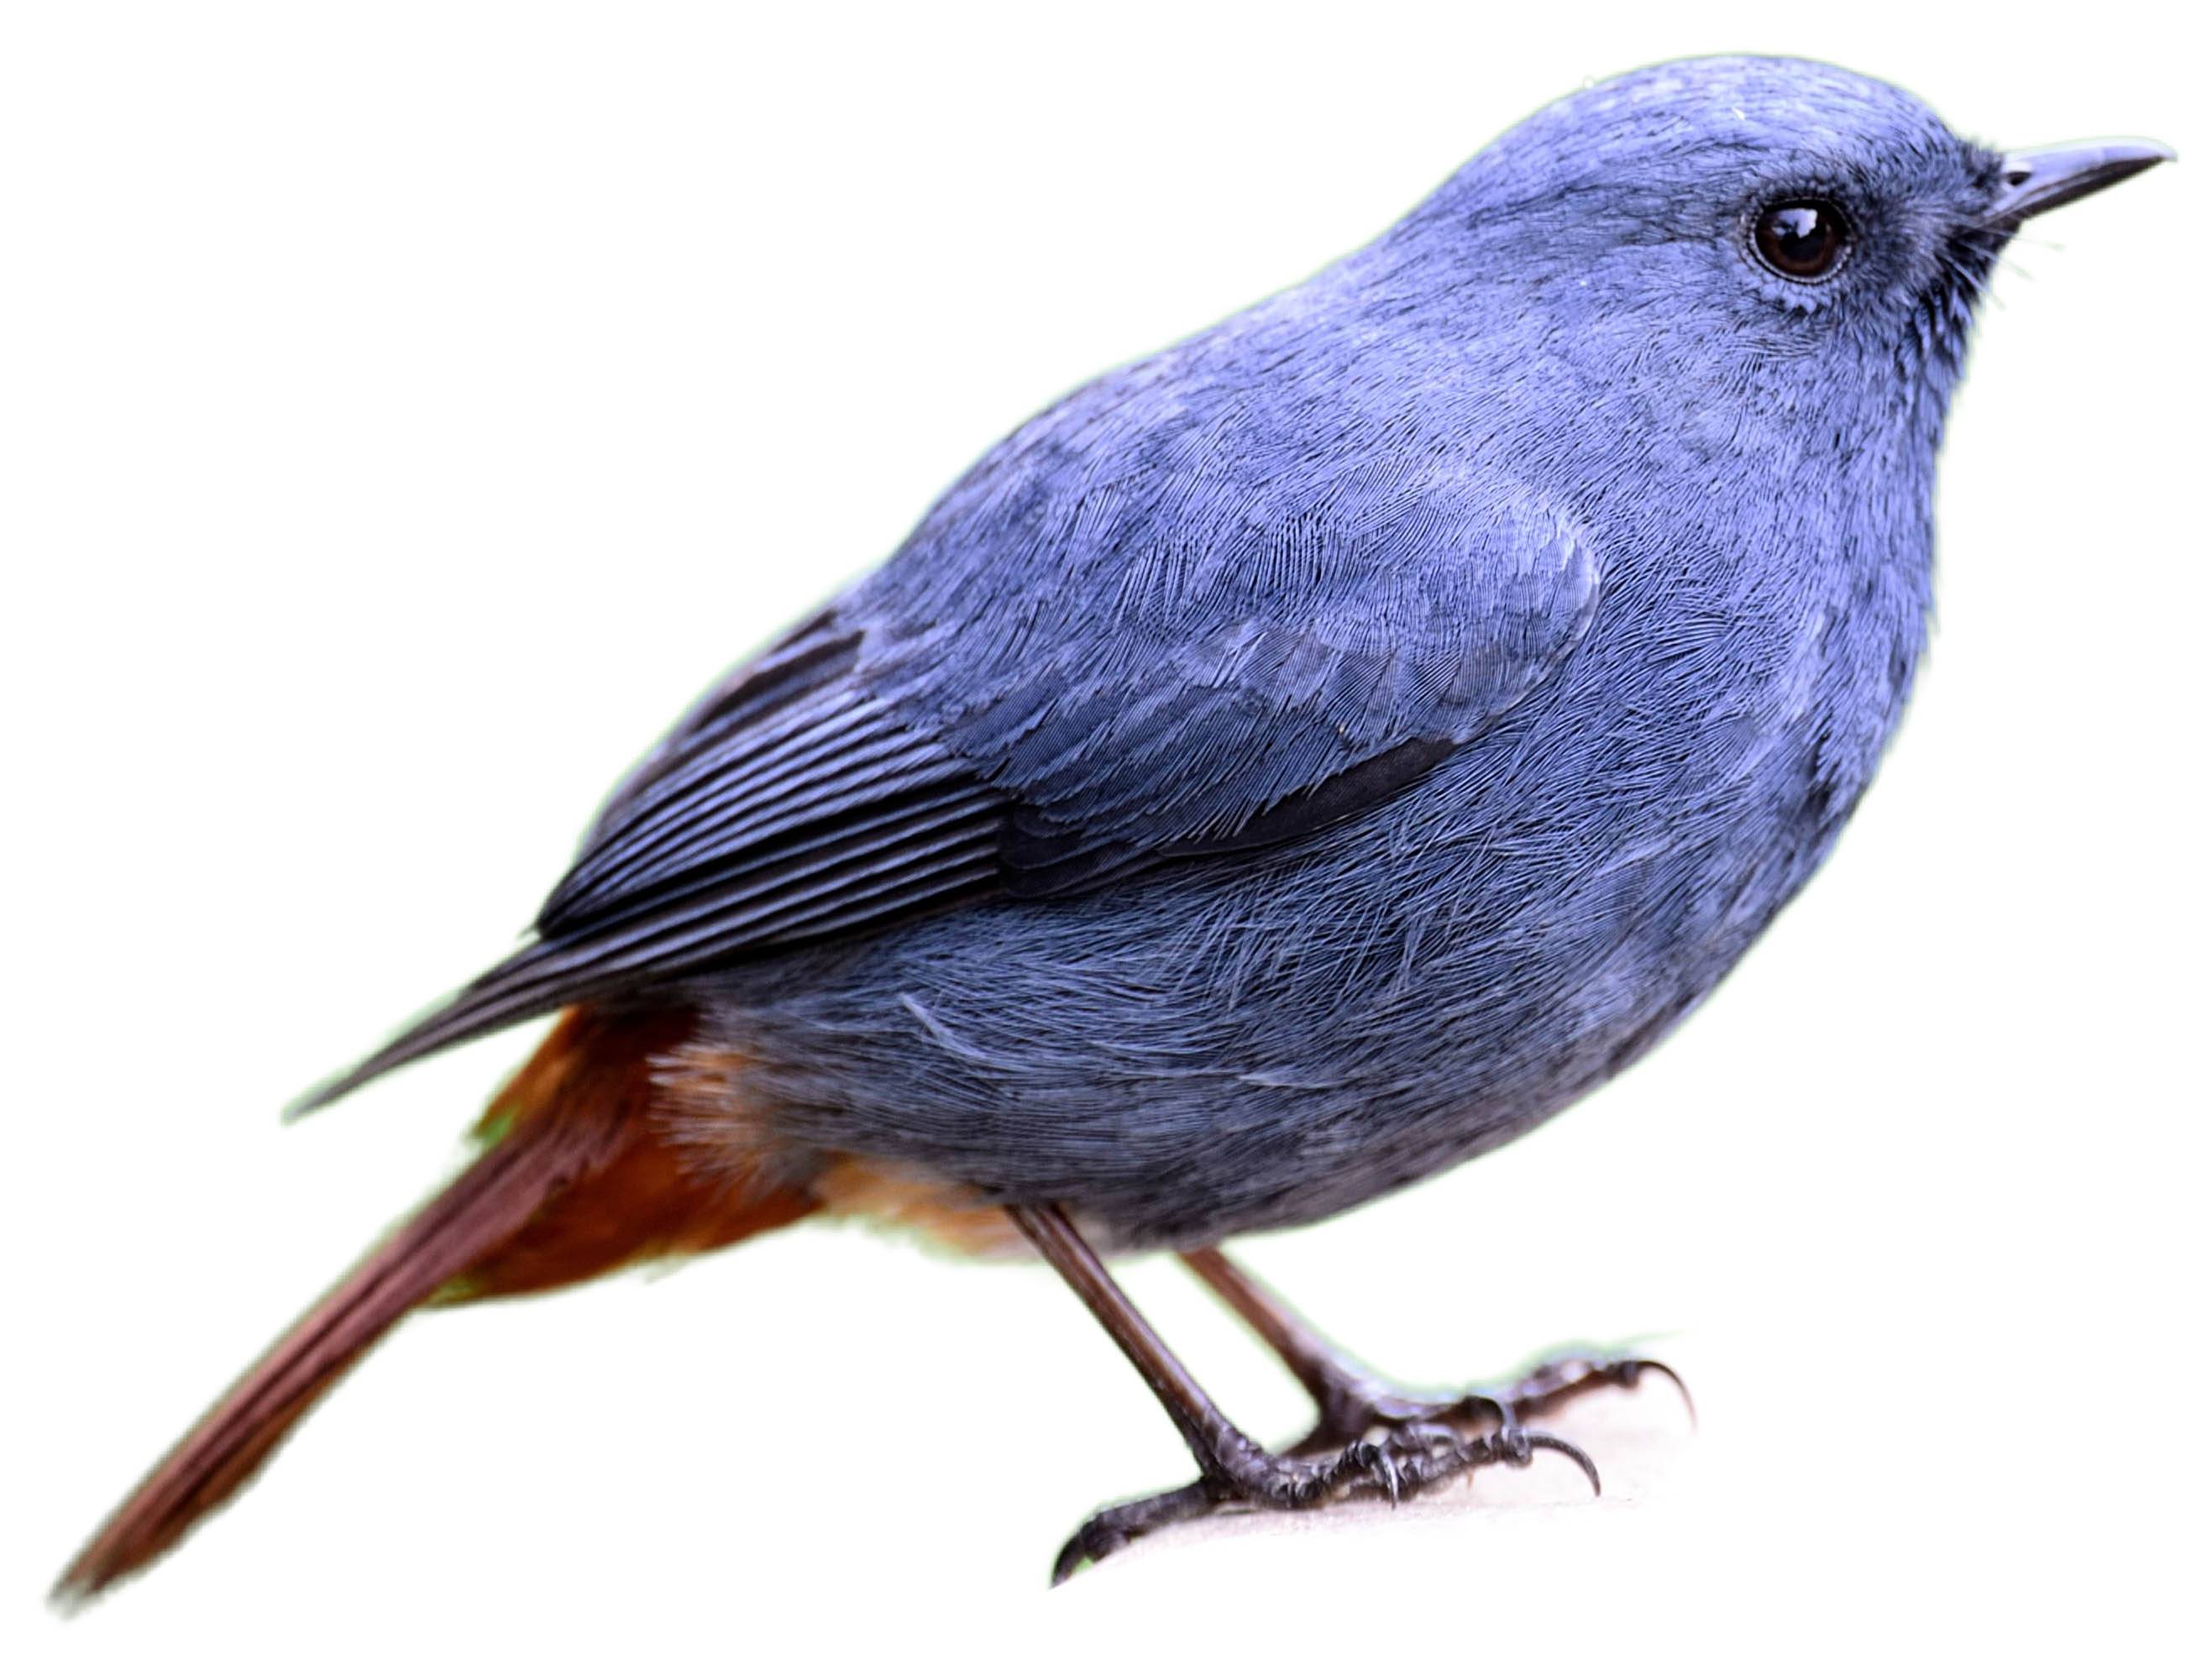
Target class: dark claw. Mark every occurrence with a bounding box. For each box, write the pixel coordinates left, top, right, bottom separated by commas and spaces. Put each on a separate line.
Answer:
1625, 1357, 1697, 1429
1051, 1522, 1111, 1586
1519, 1430, 1603, 1496
1051, 1480, 1212, 1585
1368, 1442, 1403, 1505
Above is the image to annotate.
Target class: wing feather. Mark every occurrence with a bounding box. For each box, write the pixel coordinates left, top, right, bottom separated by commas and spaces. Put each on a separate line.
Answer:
295, 352, 1601, 1115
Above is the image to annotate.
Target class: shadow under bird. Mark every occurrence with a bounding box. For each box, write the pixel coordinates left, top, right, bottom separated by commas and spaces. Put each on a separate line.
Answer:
56, 55, 2169, 1598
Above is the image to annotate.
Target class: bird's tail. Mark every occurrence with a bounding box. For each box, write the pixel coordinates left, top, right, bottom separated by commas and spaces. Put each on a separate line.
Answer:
53, 1006, 815, 1606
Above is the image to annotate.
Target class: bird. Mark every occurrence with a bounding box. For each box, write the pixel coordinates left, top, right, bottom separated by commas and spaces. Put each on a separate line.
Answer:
55, 55, 2169, 1600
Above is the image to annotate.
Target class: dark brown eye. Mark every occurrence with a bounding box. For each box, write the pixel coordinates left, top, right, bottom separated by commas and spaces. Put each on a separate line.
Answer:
1752, 199, 1850, 280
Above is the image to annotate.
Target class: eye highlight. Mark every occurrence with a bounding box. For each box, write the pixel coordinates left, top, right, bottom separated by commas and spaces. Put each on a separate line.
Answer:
1751, 199, 1851, 281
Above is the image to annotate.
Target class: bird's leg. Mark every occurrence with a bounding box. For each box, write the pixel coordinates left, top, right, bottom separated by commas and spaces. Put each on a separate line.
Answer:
1009, 1205, 1598, 1583
1180, 1246, 1691, 1457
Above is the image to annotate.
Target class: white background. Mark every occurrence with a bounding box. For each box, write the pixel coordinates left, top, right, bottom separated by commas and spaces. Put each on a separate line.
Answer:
3, 3, 2203, 1654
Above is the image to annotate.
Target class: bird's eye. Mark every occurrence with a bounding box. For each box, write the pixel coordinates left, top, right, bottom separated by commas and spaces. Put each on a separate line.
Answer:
1751, 199, 1851, 281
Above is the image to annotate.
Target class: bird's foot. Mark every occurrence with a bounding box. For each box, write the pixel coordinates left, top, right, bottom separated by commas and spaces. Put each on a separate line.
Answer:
1293, 1347, 1694, 1457
1051, 1417, 1597, 1583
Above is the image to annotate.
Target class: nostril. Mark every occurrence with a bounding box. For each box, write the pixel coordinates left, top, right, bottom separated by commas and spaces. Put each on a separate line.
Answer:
2004, 166, 2034, 186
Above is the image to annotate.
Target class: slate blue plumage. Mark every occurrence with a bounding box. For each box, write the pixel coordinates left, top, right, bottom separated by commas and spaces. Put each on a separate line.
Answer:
60, 55, 2180, 1606
305, 57, 2134, 1245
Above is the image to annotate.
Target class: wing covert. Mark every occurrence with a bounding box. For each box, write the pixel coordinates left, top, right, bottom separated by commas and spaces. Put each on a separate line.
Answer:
294, 403, 1599, 1114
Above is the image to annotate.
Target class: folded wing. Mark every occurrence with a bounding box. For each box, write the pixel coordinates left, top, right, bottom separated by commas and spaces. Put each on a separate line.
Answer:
295, 395, 1599, 1114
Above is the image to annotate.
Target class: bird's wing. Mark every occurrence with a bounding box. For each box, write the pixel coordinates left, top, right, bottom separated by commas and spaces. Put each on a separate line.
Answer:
293, 417, 1597, 1113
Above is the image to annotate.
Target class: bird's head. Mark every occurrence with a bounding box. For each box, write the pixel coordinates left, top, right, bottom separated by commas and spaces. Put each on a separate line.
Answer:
1392, 56, 2169, 445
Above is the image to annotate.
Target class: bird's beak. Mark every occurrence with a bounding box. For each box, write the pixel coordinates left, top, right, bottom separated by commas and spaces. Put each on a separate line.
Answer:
1987, 140, 2173, 222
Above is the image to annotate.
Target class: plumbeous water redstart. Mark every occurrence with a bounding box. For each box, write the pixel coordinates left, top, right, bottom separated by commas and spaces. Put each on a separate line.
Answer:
57, 55, 2171, 1596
